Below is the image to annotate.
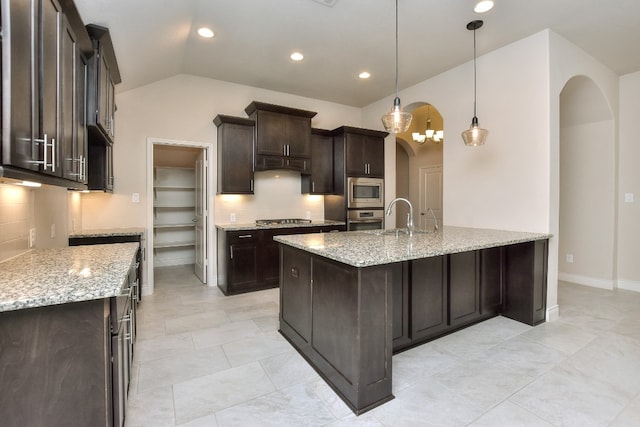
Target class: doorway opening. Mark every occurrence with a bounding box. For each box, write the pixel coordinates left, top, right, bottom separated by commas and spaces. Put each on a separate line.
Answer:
146, 138, 213, 294
558, 76, 615, 289
395, 103, 444, 230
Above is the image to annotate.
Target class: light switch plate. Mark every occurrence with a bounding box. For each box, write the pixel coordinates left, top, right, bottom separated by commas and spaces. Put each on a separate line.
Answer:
230, 213, 236, 222
624, 193, 634, 203
132, 193, 140, 203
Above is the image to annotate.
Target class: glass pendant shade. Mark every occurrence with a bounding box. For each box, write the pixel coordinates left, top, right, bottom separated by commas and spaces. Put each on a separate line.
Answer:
461, 116, 488, 146
382, 97, 412, 133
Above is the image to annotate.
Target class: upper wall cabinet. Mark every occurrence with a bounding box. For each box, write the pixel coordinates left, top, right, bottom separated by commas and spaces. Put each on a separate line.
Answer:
0, 0, 93, 190
301, 128, 334, 194
213, 115, 255, 194
244, 101, 317, 173
86, 24, 121, 145
332, 126, 387, 178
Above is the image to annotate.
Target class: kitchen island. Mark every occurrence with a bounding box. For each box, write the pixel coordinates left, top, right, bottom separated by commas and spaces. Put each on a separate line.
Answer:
275, 226, 551, 414
0, 243, 139, 426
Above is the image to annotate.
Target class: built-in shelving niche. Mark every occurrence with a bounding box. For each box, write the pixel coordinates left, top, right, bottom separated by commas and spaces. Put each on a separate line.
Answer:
153, 166, 196, 266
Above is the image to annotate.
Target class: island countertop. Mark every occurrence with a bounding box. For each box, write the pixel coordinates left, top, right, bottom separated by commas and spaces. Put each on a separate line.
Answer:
0, 243, 139, 312
274, 226, 551, 267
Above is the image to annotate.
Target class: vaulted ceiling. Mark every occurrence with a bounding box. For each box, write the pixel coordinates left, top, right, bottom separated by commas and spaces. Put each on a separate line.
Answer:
74, 0, 640, 107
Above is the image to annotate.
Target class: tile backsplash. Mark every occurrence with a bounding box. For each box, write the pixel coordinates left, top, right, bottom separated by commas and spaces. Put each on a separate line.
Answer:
0, 183, 34, 262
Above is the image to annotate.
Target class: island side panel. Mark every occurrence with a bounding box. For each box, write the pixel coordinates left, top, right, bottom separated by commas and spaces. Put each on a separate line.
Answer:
502, 240, 549, 326
278, 245, 394, 414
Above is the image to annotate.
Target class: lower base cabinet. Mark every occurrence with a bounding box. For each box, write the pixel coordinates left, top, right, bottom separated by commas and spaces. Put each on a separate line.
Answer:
217, 225, 345, 295
392, 241, 548, 353
0, 258, 139, 427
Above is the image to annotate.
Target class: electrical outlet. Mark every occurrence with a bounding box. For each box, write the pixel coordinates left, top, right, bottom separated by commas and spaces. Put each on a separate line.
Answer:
230, 213, 237, 222
566, 253, 574, 263
624, 193, 634, 203
306, 211, 312, 220
50, 223, 56, 239
132, 193, 140, 203
29, 228, 36, 248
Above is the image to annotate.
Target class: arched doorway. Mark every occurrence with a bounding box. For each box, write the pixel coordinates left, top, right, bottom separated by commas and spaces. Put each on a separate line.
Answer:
394, 103, 444, 230
558, 76, 615, 289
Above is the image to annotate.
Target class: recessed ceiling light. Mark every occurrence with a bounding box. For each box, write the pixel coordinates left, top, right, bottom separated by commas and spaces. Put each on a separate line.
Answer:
197, 27, 214, 38
290, 52, 304, 61
358, 71, 371, 79
474, 0, 494, 13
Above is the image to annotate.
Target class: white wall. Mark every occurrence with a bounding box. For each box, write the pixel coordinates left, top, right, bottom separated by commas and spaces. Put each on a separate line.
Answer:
0, 183, 34, 261
364, 31, 552, 232
618, 71, 640, 292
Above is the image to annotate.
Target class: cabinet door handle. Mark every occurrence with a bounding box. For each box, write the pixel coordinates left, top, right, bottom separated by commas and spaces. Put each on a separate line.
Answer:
283, 145, 287, 156
230, 247, 233, 259
312, 181, 315, 192
238, 234, 253, 238
51, 138, 56, 172
250, 179, 254, 192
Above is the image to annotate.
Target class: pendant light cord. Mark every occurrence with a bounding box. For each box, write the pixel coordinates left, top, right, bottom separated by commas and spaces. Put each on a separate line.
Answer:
394, 0, 399, 98
473, 26, 477, 118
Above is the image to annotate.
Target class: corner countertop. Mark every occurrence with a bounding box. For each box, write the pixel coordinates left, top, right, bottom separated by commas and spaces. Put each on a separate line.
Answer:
274, 226, 552, 267
0, 243, 139, 313
216, 220, 345, 232
69, 227, 145, 238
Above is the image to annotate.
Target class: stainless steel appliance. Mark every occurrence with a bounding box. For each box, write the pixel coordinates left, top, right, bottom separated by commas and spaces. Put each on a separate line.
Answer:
347, 177, 384, 209
255, 218, 312, 226
347, 209, 384, 231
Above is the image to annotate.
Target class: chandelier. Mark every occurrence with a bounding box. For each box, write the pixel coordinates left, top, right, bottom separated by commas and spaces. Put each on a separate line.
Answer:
412, 105, 443, 144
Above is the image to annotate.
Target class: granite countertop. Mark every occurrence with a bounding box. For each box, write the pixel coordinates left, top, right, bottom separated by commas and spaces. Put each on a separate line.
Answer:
69, 227, 146, 238
216, 220, 345, 231
274, 226, 552, 267
0, 243, 139, 312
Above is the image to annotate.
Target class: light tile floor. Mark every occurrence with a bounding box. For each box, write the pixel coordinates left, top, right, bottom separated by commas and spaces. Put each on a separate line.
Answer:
125, 265, 640, 426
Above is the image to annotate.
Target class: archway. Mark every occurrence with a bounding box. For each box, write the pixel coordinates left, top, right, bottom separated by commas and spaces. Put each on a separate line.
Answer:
558, 75, 615, 289
393, 103, 444, 230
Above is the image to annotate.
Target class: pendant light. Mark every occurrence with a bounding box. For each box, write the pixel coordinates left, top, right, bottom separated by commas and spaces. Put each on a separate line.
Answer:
381, 0, 412, 133
461, 20, 488, 146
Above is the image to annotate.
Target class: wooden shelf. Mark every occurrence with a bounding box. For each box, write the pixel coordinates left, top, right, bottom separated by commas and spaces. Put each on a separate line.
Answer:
154, 223, 195, 229
154, 240, 195, 249
153, 203, 195, 208
153, 185, 195, 190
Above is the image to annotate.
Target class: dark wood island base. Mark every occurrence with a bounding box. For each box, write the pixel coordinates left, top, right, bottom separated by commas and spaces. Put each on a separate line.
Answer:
278, 238, 548, 414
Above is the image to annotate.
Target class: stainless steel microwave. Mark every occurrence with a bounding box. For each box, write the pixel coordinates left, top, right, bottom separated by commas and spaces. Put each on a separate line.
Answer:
347, 177, 384, 209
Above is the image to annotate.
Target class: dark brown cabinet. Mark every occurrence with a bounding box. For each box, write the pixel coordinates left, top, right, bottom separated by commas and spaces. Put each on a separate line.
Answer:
0, 0, 90, 189
280, 245, 313, 343
448, 251, 481, 327
411, 256, 449, 343
480, 247, 503, 316
332, 126, 386, 178
85, 24, 120, 192
244, 101, 317, 173
87, 141, 114, 191
503, 240, 548, 326
217, 225, 345, 295
86, 24, 120, 144
301, 128, 334, 194
213, 115, 255, 194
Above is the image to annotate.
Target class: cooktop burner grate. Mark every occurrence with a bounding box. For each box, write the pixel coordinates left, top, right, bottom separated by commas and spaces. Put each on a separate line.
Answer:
255, 218, 312, 225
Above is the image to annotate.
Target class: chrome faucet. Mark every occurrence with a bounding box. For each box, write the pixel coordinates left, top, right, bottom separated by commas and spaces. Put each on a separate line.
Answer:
386, 197, 414, 237
427, 208, 439, 233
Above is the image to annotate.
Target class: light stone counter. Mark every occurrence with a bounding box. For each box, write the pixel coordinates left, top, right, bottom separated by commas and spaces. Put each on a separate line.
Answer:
0, 243, 139, 312
274, 226, 551, 267
69, 227, 145, 238
215, 220, 345, 232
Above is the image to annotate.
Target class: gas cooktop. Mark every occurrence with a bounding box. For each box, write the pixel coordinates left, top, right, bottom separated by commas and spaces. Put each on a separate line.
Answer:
255, 218, 312, 226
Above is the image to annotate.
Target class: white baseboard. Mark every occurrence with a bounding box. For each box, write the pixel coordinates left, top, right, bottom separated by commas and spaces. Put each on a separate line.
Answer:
546, 304, 560, 322
558, 272, 614, 290
618, 279, 640, 293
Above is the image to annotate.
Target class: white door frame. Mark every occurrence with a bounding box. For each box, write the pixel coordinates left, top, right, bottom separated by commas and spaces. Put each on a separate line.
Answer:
145, 137, 215, 295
